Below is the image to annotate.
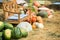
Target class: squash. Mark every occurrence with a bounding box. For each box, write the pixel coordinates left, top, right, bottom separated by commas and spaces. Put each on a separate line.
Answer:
37, 11, 48, 18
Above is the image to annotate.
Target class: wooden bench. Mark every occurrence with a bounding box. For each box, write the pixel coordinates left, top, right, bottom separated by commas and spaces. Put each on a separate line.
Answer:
3, 0, 20, 24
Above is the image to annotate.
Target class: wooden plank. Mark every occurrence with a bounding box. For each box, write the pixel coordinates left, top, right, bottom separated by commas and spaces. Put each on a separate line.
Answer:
4, 12, 8, 20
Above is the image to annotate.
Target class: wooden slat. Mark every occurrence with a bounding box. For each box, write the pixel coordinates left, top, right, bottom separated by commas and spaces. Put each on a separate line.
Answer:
3, 10, 20, 13
3, 0, 19, 13
7, 19, 20, 24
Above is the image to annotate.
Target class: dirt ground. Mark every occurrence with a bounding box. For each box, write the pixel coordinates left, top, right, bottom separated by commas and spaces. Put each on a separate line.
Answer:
19, 11, 60, 40
0, 9, 60, 40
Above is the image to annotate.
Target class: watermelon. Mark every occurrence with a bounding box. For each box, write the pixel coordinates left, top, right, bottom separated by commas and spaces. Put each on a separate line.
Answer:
4, 22, 13, 30
20, 28, 28, 37
3, 29, 12, 40
0, 32, 3, 40
0, 32, 3, 37
12, 27, 22, 39
37, 11, 48, 18
0, 37, 2, 40
0, 21, 4, 31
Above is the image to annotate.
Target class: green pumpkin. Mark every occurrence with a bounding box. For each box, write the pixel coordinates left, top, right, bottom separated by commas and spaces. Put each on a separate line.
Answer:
37, 11, 48, 18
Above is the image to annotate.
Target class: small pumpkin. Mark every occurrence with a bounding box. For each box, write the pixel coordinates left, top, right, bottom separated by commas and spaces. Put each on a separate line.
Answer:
31, 16, 36, 23
34, 1, 40, 7
32, 24, 37, 29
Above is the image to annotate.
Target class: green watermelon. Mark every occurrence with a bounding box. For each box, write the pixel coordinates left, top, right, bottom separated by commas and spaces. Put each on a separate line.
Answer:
0, 21, 4, 31
3, 29, 12, 40
0, 37, 2, 40
37, 11, 48, 18
0, 32, 3, 40
0, 32, 3, 37
12, 27, 22, 39
4, 22, 13, 30
20, 28, 28, 37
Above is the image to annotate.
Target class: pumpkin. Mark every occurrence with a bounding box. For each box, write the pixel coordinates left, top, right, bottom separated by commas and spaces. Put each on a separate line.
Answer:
46, 10, 52, 16
34, 1, 40, 7
31, 16, 36, 23
37, 16, 43, 24
37, 11, 48, 18
32, 24, 37, 29
33, 22, 44, 29
17, 22, 32, 32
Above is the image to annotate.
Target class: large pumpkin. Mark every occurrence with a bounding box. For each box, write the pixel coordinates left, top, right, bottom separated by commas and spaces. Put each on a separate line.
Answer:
17, 22, 32, 32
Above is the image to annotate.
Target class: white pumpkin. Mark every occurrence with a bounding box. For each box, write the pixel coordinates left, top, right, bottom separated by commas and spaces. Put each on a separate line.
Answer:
37, 23, 44, 29
17, 22, 32, 32
33, 22, 44, 29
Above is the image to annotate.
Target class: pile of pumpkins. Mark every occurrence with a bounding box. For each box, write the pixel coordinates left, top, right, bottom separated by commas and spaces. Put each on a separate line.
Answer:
0, 21, 28, 40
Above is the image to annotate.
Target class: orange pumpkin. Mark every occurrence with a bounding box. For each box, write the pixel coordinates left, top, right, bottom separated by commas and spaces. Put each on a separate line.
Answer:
32, 24, 37, 29
31, 16, 36, 23
37, 16, 43, 24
